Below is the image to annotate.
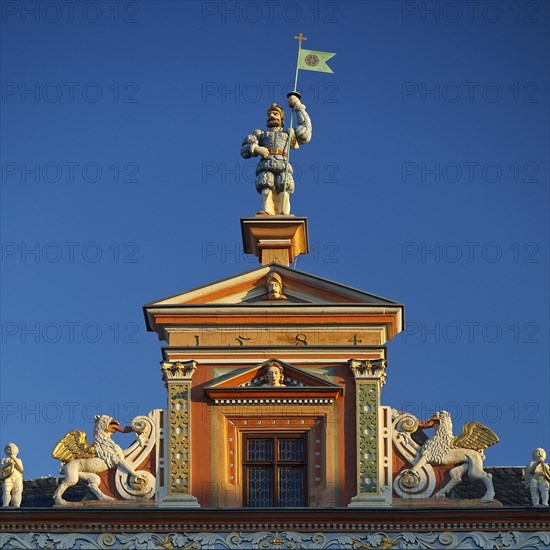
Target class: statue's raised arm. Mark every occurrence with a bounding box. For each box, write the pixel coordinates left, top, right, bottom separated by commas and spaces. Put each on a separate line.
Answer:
241, 93, 312, 216
288, 93, 312, 147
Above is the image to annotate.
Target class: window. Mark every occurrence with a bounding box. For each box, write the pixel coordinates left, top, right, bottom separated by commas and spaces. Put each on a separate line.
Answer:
243, 433, 308, 507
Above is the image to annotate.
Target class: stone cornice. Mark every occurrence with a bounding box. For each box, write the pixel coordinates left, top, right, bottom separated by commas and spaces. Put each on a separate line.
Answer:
1, 507, 548, 532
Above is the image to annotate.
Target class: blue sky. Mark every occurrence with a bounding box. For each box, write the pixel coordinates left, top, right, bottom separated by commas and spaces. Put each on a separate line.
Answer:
1, 1, 548, 480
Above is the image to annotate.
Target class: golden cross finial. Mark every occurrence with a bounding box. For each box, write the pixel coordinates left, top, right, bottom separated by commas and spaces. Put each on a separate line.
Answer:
294, 33, 307, 47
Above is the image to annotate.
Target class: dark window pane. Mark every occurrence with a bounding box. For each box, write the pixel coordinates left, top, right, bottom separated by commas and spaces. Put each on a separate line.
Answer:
244, 435, 307, 507
247, 439, 273, 462
247, 467, 273, 507
279, 438, 304, 461
279, 466, 303, 506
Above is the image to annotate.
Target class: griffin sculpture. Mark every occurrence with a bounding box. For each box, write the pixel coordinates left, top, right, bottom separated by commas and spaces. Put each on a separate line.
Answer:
52, 415, 146, 505
400, 410, 499, 502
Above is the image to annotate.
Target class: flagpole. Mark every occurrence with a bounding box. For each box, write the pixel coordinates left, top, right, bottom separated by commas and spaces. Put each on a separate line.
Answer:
292, 33, 305, 93
281, 33, 306, 216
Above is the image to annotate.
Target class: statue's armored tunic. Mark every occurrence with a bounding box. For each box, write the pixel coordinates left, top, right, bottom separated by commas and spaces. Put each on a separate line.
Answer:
241, 96, 312, 215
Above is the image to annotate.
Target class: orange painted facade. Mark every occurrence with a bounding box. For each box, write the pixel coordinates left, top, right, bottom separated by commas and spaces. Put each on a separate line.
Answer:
144, 263, 403, 508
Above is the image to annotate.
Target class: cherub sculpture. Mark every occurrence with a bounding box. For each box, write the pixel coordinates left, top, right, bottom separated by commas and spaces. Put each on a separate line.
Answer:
525, 447, 550, 507
241, 93, 312, 215
0, 443, 23, 507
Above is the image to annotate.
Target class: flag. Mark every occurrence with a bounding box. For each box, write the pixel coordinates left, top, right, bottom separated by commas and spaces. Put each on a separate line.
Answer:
297, 49, 336, 74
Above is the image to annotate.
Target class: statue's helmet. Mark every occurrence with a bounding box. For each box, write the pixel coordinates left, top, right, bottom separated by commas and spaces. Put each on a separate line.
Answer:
266, 103, 285, 125
267, 272, 283, 286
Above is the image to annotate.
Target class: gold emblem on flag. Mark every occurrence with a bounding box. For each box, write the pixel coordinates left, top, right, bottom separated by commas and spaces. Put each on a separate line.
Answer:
305, 54, 320, 67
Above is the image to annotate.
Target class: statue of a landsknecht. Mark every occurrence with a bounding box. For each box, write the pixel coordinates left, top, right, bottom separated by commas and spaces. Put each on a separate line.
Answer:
241, 93, 312, 215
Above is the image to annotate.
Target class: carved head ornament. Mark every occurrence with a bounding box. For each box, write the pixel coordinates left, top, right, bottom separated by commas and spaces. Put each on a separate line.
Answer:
4, 442, 18, 456
266, 272, 286, 300
263, 360, 284, 387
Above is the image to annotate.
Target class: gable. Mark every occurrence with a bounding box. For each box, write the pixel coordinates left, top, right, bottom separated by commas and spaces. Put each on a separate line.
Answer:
143, 265, 404, 344
144, 264, 401, 307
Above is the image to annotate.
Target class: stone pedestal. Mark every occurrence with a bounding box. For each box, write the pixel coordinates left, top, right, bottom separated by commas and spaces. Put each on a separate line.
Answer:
241, 216, 309, 266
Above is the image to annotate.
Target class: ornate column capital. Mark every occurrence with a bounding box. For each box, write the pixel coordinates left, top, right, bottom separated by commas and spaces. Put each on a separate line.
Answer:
348, 359, 387, 385
161, 360, 197, 383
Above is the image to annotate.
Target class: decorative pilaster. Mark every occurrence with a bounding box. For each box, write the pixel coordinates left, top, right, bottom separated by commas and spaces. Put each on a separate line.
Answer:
158, 360, 200, 507
348, 359, 393, 507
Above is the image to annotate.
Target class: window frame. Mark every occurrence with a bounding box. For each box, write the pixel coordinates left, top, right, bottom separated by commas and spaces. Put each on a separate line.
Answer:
242, 432, 308, 507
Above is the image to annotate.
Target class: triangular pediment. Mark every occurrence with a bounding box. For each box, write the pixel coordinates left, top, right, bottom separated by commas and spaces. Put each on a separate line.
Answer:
144, 264, 401, 307
208, 359, 340, 389
204, 359, 343, 404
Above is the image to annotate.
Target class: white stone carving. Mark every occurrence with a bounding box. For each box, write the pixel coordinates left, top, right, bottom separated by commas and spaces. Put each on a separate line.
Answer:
525, 447, 550, 507
0, 443, 23, 508
396, 410, 497, 502
391, 410, 436, 499
51, 415, 154, 505
114, 411, 160, 500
